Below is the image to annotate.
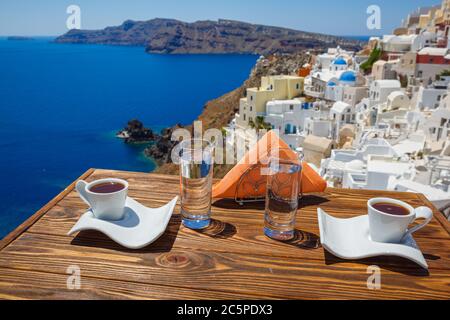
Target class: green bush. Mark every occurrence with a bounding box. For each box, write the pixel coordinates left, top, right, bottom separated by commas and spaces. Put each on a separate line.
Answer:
360, 47, 382, 73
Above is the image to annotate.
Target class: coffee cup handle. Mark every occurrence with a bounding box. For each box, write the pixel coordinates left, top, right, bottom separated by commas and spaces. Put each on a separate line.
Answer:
404, 207, 433, 240
76, 180, 91, 207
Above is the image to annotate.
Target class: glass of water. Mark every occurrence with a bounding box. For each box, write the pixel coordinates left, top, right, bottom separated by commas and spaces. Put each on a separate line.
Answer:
179, 139, 215, 230
264, 155, 302, 241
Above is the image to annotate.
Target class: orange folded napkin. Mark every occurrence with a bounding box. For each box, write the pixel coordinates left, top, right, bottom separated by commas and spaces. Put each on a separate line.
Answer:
212, 131, 327, 200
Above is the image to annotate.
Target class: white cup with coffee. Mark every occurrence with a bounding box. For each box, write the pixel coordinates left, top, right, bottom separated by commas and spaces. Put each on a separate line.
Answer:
368, 198, 433, 243
76, 178, 129, 221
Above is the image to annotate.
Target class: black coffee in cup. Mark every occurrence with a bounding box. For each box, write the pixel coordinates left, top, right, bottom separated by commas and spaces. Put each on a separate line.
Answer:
89, 182, 125, 194
372, 202, 410, 216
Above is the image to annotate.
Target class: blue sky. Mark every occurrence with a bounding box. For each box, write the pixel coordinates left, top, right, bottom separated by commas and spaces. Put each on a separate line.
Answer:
0, 0, 442, 36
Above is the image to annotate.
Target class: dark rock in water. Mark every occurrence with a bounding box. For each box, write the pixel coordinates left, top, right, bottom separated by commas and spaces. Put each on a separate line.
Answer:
117, 119, 155, 143
144, 124, 184, 165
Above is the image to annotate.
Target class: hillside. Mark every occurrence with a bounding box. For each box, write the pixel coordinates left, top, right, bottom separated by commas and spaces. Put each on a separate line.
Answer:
152, 51, 313, 177
55, 18, 363, 55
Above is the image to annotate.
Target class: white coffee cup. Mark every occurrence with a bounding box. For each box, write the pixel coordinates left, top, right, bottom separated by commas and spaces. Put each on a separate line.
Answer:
76, 178, 128, 221
368, 198, 433, 243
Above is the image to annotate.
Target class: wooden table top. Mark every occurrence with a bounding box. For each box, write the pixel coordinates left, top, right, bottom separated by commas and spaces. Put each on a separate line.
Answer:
0, 169, 449, 300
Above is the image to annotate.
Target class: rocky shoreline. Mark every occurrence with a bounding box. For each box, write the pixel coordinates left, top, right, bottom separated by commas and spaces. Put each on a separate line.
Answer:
117, 119, 155, 143
117, 119, 185, 167
55, 18, 363, 55
143, 124, 184, 166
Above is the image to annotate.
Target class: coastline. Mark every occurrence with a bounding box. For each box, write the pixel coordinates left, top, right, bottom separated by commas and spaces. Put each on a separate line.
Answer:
150, 51, 316, 178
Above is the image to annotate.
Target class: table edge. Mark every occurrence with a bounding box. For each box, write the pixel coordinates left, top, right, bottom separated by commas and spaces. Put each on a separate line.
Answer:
417, 193, 450, 236
0, 168, 96, 251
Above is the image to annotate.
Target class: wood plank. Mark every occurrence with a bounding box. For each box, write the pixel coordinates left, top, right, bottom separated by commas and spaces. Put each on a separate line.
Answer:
0, 233, 449, 300
24, 205, 450, 271
0, 267, 271, 300
5, 229, 450, 273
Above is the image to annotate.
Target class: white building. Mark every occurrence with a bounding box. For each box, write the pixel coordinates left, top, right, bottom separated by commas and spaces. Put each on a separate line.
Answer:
320, 138, 399, 186
426, 94, 450, 142
369, 80, 402, 106
235, 75, 304, 129
264, 100, 315, 149
316, 47, 354, 70
330, 101, 355, 138
304, 118, 333, 138
307, 52, 362, 100
342, 86, 368, 107
414, 77, 450, 110
415, 47, 450, 82
381, 33, 436, 54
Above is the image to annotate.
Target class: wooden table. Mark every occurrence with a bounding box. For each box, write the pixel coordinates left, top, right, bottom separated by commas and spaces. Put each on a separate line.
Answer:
0, 169, 449, 300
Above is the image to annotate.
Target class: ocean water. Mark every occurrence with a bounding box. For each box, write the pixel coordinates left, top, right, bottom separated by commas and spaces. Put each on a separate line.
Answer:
0, 37, 257, 238
342, 35, 379, 42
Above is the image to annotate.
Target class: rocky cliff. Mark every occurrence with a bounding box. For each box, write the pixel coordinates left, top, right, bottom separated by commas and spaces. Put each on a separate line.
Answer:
153, 51, 314, 177
55, 18, 363, 55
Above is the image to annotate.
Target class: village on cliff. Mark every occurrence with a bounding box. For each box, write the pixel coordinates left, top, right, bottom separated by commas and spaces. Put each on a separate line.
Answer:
225, 0, 450, 219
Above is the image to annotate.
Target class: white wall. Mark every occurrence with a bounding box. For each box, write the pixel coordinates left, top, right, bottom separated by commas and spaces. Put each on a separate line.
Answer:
415, 86, 447, 110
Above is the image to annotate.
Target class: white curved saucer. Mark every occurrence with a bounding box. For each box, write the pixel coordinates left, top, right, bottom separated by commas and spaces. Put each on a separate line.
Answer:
317, 209, 428, 270
68, 196, 178, 250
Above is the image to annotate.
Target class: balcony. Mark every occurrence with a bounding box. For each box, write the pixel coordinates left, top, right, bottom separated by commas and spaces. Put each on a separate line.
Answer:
304, 87, 324, 99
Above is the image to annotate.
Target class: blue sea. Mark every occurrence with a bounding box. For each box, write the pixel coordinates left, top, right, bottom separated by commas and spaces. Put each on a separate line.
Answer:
0, 37, 257, 239
342, 35, 378, 42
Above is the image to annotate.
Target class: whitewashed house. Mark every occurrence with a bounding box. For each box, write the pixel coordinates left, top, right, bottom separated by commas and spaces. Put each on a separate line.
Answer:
414, 77, 450, 110
264, 100, 316, 149
369, 80, 402, 106
342, 86, 368, 107
426, 94, 450, 142
320, 138, 399, 186
304, 118, 333, 138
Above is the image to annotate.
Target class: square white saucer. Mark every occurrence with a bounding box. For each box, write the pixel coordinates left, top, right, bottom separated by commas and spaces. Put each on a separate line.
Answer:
317, 209, 428, 270
68, 196, 178, 250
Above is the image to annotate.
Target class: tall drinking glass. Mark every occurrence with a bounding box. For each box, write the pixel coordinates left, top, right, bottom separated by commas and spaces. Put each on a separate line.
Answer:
179, 139, 214, 229
264, 156, 302, 241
